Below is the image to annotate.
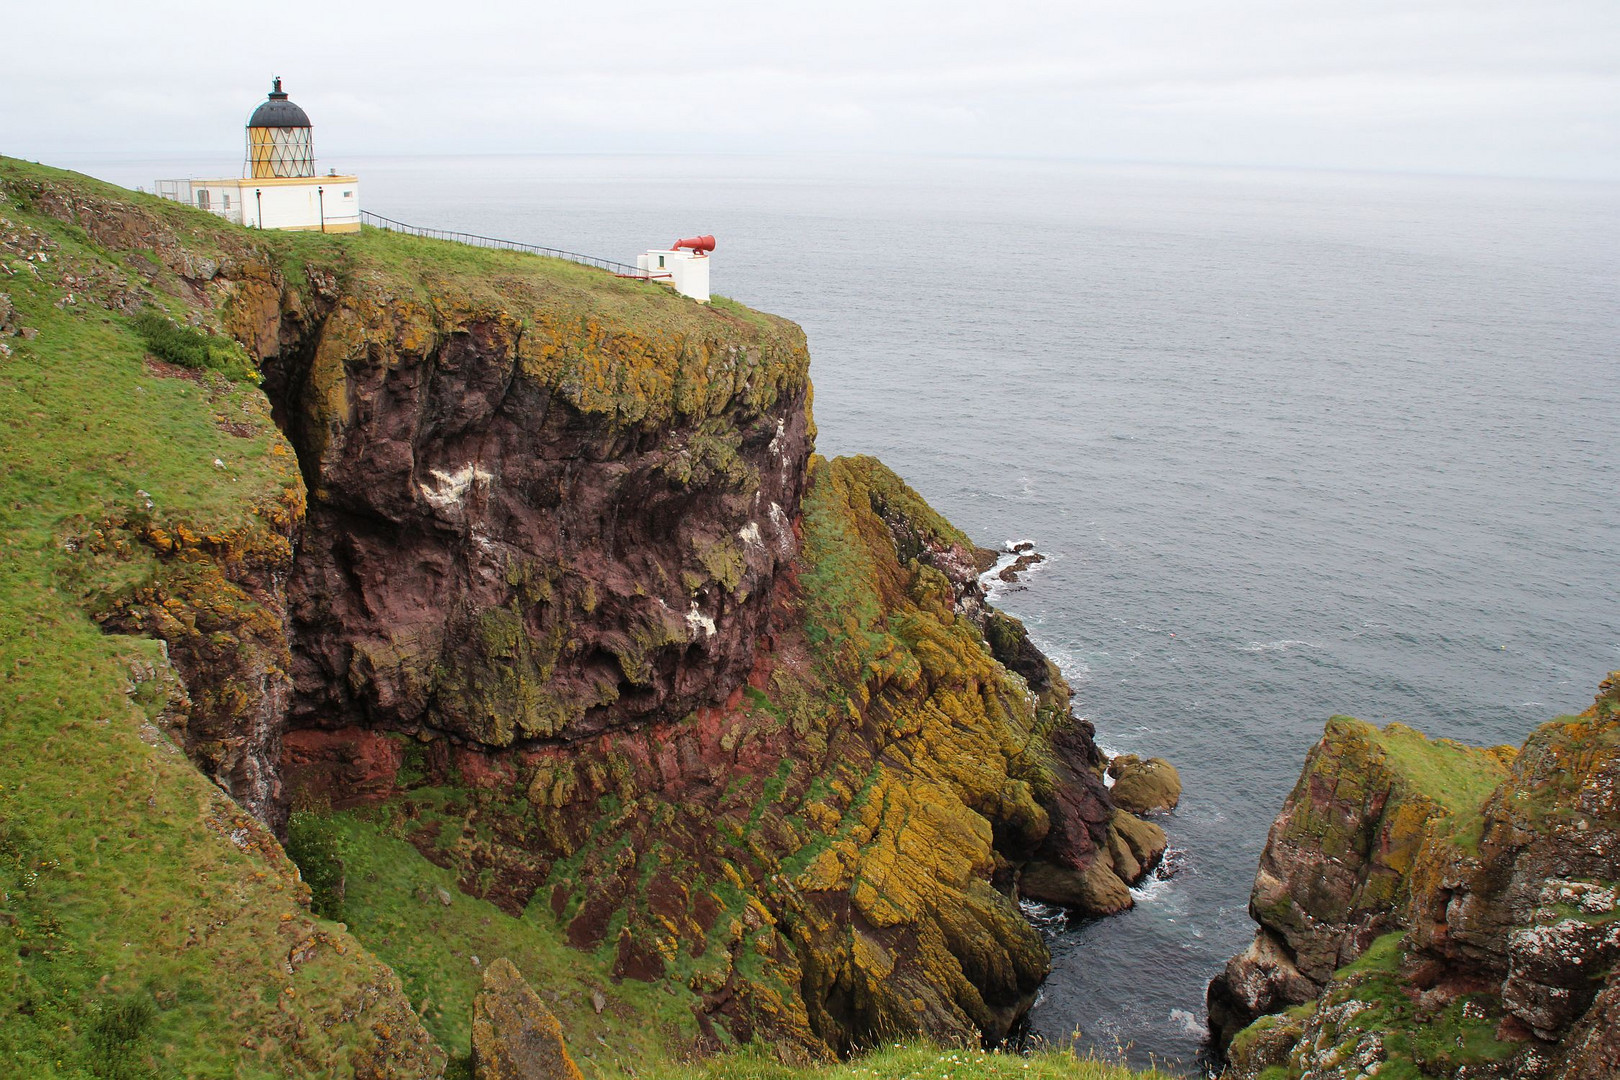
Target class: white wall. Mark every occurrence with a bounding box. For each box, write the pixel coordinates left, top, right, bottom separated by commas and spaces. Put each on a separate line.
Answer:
638, 249, 709, 302
237, 178, 360, 231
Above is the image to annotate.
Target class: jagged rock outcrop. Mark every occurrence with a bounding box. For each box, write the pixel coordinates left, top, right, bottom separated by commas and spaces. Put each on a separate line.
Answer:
1214, 675, 1620, 1080
471, 959, 584, 1080
1207, 717, 1508, 1046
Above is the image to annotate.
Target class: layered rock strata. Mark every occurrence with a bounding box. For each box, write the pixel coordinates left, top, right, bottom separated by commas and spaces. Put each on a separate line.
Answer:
1212, 675, 1620, 1080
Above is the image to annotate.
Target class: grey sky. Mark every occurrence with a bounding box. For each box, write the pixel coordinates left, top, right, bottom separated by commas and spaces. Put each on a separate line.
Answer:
5, 0, 1617, 179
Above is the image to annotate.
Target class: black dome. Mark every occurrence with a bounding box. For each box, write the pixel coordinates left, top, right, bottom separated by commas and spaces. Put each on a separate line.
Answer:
248, 78, 311, 129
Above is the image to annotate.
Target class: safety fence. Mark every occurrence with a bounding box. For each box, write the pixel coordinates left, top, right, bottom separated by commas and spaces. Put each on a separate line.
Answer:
359, 211, 670, 280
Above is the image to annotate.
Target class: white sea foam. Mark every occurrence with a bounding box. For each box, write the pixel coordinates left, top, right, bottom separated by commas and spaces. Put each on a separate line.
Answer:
1169, 1009, 1206, 1036
1018, 898, 1069, 935
980, 544, 1055, 601
1033, 642, 1089, 687
1240, 639, 1318, 653
1130, 874, 1174, 903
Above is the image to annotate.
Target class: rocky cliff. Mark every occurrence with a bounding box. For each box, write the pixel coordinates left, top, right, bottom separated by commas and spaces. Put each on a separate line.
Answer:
1210, 675, 1620, 1080
0, 158, 1172, 1076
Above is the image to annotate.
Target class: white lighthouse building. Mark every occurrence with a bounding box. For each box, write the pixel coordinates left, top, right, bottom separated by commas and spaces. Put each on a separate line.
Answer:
156, 78, 360, 233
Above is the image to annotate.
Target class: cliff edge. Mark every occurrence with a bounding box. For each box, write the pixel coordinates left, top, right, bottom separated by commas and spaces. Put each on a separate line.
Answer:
1210, 675, 1620, 1080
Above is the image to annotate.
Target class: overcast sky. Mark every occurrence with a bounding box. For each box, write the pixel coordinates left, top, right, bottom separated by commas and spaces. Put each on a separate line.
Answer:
5, 0, 1617, 179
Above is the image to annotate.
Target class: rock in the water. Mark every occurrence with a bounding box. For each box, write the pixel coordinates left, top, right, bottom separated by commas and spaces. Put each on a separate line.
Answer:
471, 958, 584, 1080
1110, 808, 1167, 874
1107, 755, 1181, 815
1020, 854, 1133, 915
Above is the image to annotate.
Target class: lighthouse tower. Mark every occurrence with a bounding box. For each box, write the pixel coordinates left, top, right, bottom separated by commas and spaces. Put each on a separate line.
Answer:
246, 78, 315, 179
155, 77, 361, 233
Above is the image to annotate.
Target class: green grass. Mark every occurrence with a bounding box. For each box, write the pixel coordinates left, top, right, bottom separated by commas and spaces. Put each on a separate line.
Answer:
273, 222, 791, 343
1312, 932, 1519, 1078
131, 310, 258, 382
1371, 724, 1507, 818
1367, 722, 1510, 851
662, 1043, 1176, 1080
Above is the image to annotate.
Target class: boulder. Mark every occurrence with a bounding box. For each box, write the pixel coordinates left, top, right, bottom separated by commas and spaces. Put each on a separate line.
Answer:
1107, 755, 1181, 815
1020, 855, 1132, 916
1110, 809, 1167, 875
470, 958, 584, 1080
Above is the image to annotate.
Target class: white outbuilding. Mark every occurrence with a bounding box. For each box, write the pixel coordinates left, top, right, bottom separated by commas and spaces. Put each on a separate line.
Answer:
156, 78, 360, 233
637, 235, 713, 303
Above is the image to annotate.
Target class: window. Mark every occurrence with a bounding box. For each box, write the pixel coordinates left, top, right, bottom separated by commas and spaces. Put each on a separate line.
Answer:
196, 190, 211, 210
222, 193, 231, 209
658, 255, 665, 268
343, 190, 353, 198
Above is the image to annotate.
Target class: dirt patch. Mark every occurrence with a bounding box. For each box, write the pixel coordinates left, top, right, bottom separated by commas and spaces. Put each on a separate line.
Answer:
143, 355, 207, 382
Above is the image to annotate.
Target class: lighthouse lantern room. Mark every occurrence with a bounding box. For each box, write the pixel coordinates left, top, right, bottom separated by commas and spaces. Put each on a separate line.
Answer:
155, 77, 360, 233
246, 78, 315, 178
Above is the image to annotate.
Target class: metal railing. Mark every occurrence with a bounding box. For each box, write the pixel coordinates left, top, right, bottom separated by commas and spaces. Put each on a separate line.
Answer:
152, 180, 244, 224
359, 211, 671, 281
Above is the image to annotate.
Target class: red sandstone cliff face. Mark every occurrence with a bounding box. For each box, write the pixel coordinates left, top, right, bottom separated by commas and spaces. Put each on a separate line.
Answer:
256, 289, 811, 748
240, 259, 1177, 1053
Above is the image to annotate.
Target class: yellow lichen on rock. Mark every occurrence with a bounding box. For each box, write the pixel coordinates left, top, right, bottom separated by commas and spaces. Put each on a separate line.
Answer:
471, 958, 585, 1080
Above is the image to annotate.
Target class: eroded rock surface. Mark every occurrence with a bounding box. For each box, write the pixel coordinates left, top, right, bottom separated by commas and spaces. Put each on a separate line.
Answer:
1214, 675, 1620, 1080
471, 959, 584, 1080
1108, 754, 1182, 816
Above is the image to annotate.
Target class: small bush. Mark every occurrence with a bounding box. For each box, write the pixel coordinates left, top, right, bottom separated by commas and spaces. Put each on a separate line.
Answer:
87, 995, 156, 1080
132, 310, 257, 381
285, 811, 347, 921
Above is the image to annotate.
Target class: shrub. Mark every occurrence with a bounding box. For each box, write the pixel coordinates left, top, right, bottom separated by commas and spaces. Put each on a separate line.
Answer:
131, 310, 257, 381
284, 811, 347, 921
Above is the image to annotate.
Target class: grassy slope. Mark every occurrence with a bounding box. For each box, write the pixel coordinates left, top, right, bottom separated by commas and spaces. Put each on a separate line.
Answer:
0, 157, 1160, 1080
0, 163, 438, 1076
1362, 721, 1512, 852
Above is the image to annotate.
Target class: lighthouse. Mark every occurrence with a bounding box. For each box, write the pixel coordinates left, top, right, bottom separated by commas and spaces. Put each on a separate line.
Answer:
155, 78, 361, 233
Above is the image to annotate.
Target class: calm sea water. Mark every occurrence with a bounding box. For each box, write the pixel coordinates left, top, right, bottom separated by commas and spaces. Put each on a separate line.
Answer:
81, 153, 1620, 1073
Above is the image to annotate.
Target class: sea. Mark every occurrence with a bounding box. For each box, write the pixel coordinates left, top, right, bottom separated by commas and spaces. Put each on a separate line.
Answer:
74, 152, 1620, 1074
